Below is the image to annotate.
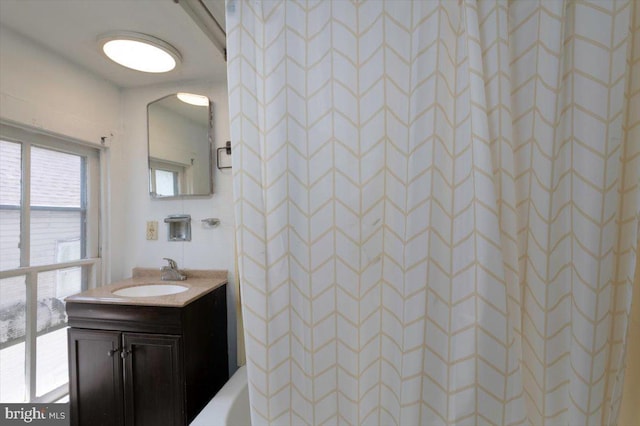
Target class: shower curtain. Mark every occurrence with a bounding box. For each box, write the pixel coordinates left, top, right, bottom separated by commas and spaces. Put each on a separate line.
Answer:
226, 0, 640, 425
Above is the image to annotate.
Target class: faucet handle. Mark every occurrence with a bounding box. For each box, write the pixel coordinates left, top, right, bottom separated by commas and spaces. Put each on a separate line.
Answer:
163, 258, 178, 270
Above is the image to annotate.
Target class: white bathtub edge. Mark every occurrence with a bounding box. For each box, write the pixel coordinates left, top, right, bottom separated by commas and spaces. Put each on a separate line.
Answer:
190, 365, 249, 426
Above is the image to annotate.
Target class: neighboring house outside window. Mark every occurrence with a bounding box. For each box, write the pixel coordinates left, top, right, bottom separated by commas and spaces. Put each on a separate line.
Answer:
0, 125, 101, 403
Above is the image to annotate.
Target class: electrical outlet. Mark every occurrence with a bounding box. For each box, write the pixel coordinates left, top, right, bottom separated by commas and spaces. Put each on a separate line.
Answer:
146, 221, 158, 240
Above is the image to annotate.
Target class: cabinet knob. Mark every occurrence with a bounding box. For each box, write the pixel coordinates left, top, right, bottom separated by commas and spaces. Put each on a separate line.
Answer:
120, 349, 131, 359
107, 348, 119, 357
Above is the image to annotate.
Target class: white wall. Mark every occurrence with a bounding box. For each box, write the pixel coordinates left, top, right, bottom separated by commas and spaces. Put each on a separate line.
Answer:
112, 81, 237, 371
0, 25, 239, 372
0, 26, 120, 146
113, 82, 233, 276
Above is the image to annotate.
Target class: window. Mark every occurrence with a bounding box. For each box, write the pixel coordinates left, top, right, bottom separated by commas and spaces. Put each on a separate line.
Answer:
149, 159, 185, 197
153, 168, 179, 197
0, 125, 101, 403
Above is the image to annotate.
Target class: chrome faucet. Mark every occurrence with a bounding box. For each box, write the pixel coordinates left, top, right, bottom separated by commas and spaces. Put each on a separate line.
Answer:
160, 258, 187, 281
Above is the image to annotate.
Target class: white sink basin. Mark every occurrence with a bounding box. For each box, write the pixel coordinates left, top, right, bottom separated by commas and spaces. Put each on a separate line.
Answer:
112, 284, 188, 297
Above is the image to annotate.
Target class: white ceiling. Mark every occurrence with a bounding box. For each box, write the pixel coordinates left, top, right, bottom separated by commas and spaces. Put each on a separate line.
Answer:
0, 0, 227, 89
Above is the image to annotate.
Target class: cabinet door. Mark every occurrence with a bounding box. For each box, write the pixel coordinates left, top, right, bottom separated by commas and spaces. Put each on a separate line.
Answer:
122, 333, 184, 426
68, 328, 124, 426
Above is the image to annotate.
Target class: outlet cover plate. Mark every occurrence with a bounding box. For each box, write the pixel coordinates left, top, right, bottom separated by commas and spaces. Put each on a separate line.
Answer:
146, 221, 158, 240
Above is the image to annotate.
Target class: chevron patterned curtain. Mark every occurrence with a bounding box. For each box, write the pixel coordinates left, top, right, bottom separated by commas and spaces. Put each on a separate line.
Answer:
226, 1, 640, 425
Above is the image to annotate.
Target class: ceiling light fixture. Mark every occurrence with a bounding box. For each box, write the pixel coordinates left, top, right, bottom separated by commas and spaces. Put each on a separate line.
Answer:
177, 93, 209, 106
98, 32, 181, 73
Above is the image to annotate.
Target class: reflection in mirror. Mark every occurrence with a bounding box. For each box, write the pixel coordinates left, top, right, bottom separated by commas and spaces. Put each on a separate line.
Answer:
147, 93, 213, 198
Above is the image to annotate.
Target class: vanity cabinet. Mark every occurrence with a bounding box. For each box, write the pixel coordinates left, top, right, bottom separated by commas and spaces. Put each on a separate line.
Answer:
66, 284, 228, 426
67, 329, 124, 426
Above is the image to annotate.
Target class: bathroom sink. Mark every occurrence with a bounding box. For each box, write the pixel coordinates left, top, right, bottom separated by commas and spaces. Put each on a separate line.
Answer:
112, 284, 189, 297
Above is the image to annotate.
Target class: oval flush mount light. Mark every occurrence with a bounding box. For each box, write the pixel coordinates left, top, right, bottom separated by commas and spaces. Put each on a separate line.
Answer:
177, 93, 209, 106
98, 31, 181, 73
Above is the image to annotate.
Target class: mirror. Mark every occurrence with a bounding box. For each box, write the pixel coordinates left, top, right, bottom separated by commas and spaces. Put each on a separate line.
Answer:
147, 93, 213, 198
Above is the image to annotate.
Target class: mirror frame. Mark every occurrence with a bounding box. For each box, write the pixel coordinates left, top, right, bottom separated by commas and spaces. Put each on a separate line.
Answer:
147, 93, 214, 198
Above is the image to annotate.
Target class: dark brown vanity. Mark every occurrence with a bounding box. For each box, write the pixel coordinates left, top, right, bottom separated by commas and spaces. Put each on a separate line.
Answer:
65, 269, 229, 426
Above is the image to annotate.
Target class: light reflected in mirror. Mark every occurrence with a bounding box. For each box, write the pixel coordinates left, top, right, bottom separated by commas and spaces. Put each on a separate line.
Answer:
147, 93, 213, 198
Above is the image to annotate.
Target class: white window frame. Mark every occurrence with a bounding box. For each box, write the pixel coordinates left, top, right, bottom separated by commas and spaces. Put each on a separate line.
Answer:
149, 157, 186, 196
0, 123, 102, 403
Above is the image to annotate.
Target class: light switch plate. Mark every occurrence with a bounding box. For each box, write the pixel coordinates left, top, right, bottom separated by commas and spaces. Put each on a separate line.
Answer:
146, 221, 158, 240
